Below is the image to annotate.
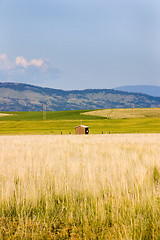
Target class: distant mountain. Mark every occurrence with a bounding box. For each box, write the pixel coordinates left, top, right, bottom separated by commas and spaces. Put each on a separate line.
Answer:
0, 82, 160, 111
114, 85, 160, 97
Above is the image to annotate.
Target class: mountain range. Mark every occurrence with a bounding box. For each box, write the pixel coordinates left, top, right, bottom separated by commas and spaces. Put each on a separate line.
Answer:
114, 85, 160, 97
0, 82, 160, 111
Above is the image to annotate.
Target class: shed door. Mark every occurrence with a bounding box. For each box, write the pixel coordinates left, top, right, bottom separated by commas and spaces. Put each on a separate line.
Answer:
85, 128, 89, 134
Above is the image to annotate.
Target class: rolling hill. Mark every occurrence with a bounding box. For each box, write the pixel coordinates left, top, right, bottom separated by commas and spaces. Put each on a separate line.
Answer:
0, 82, 160, 111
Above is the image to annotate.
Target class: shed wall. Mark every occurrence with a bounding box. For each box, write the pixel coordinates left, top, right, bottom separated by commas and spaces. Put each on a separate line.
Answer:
75, 127, 86, 134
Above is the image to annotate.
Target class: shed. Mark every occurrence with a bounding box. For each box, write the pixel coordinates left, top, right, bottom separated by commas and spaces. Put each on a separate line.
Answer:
75, 125, 90, 135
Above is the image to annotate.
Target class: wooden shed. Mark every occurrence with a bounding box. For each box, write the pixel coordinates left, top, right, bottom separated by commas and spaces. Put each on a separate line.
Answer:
75, 125, 90, 135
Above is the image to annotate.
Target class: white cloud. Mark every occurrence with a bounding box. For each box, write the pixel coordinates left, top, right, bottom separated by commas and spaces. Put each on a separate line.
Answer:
29, 59, 44, 67
0, 54, 14, 70
15, 56, 28, 68
0, 54, 62, 85
0, 54, 47, 73
15, 56, 44, 68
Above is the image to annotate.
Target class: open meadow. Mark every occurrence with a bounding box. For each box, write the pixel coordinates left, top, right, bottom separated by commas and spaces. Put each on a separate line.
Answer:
0, 108, 160, 134
0, 134, 160, 239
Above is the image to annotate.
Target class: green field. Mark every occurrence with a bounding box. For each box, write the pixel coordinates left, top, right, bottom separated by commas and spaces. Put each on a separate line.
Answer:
0, 109, 160, 134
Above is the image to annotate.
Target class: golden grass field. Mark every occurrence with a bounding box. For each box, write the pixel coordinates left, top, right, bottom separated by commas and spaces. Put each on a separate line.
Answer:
0, 134, 160, 239
82, 108, 160, 119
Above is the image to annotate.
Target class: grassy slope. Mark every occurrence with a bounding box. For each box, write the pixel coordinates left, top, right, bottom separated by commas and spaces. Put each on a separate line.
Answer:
0, 110, 105, 121
0, 109, 160, 134
82, 108, 160, 119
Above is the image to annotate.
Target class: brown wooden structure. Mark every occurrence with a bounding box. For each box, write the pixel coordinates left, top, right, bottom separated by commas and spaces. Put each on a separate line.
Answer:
75, 125, 89, 135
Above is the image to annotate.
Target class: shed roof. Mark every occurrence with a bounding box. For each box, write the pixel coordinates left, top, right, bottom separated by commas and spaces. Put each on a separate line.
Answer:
74, 125, 90, 129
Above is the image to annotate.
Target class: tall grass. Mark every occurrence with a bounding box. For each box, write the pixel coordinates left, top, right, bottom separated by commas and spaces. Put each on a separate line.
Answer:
0, 134, 160, 239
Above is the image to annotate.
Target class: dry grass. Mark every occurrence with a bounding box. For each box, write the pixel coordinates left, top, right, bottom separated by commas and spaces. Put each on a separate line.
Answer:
0, 113, 16, 117
82, 108, 160, 119
0, 134, 160, 239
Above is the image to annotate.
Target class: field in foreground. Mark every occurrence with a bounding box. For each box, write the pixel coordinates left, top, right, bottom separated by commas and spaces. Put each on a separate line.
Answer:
0, 134, 160, 239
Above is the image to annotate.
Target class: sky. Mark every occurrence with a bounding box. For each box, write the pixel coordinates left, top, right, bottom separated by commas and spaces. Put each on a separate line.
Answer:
0, 0, 160, 90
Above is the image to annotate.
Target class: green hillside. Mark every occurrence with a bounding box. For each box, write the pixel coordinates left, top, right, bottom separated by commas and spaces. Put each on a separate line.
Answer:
0, 109, 160, 135
0, 110, 104, 121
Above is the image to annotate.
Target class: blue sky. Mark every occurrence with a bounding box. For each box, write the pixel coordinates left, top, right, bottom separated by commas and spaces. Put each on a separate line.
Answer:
0, 0, 160, 90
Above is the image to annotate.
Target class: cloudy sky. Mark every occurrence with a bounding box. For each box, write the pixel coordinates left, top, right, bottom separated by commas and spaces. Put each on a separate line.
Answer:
0, 0, 160, 90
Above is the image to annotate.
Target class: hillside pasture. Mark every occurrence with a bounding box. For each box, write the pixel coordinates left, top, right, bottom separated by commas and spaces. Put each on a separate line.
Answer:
0, 108, 160, 135
0, 134, 160, 239
81, 107, 160, 119
0, 110, 105, 121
